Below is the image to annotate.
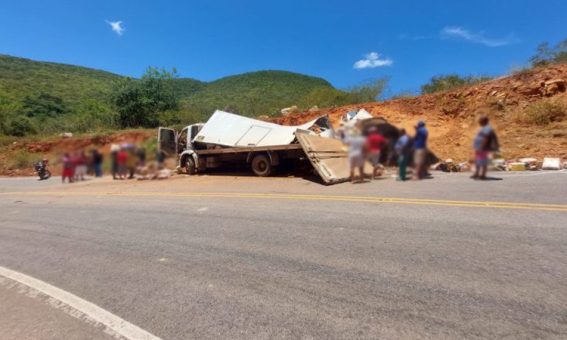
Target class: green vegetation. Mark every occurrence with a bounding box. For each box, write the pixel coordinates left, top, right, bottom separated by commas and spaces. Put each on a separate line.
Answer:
421, 74, 492, 94
1, 55, 366, 136
297, 78, 388, 109
530, 38, 567, 67
0, 54, 386, 136
184, 70, 334, 117
112, 67, 179, 128
6, 149, 37, 169
518, 100, 567, 126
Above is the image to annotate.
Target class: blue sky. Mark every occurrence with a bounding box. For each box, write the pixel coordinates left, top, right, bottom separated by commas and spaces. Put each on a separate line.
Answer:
1, 0, 566, 95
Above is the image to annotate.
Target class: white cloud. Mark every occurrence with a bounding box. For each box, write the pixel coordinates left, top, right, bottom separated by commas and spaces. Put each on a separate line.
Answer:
106, 20, 125, 36
353, 52, 393, 69
441, 26, 515, 47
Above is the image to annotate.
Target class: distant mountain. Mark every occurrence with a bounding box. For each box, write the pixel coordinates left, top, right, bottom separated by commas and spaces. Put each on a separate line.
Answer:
0, 54, 334, 123
186, 70, 333, 116
0, 54, 122, 113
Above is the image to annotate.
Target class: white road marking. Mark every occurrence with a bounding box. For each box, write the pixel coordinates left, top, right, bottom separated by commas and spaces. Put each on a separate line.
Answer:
499, 170, 567, 177
197, 207, 208, 212
0, 265, 162, 340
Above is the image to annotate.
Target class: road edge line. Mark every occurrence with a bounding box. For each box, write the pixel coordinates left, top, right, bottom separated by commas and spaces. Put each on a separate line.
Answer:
0, 266, 162, 340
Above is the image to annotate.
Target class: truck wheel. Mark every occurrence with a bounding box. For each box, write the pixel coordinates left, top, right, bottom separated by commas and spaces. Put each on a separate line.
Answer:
251, 154, 272, 177
182, 156, 196, 175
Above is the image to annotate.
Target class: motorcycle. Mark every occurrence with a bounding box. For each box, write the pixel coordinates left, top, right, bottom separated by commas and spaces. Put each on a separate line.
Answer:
34, 160, 51, 180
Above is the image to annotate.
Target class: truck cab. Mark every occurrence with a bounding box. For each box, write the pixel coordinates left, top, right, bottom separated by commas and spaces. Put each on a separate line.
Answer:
158, 124, 205, 173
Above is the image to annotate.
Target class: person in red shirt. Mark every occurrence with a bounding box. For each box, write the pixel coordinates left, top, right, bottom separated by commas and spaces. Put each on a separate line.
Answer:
61, 153, 74, 183
366, 127, 386, 179
117, 148, 129, 180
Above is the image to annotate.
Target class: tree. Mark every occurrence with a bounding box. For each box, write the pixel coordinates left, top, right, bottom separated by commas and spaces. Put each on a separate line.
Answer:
298, 78, 389, 109
530, 39, 567, 67
112, 67, 179, 128
299, 87, 352, 109
4, 116, 37, 136
421, 75, 492, 94
348, 78, 388, 103
20, 93, 68, 118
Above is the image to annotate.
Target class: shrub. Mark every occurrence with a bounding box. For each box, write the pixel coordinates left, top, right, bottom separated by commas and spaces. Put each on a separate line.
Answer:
347, 78, 388, 103
20, 93, 68, 118
140, 137, 158, 161
421, 74, 492, 94
519, 101, 567, 125
530, 39, 567, 67
4, 116, 37, 136
299, 87, 352, 109
7, 150, 37, 169
0, 134, 17, 147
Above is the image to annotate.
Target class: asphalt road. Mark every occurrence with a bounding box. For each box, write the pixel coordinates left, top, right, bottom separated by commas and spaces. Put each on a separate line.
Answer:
1, 171, 567, 339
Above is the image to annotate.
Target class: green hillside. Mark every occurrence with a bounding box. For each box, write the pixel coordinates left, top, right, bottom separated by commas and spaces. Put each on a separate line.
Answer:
0, 55, 121, 112
0, 54, 336, 136
186, 71, 333, 117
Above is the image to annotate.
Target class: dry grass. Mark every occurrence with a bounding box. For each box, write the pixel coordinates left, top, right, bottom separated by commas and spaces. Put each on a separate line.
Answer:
6, 149, 37, 170
518, 100, 567, 125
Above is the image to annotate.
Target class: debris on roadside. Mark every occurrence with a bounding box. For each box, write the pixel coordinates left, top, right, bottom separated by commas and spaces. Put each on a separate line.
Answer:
432, 159, 461, 172
518, 157, 539, 170
508, 162, 528, 171
542, 157, 562, 170
458, 162, 471, 172
137, 161, 174, 180
491, 158, 507, 171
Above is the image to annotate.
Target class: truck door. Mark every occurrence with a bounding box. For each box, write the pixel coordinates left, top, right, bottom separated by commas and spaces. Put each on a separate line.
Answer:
158, 127, 177, 157
236, 125, 271, 146
296, 133, 370, 184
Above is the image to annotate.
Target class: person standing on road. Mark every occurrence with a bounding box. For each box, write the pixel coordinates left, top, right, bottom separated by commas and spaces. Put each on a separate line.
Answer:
345, 128, 367, 183
137, 147, 146, 167
394, 128, 411, 181
74, 151, 87, 181
117, 147, 129, 180
413, 120, 428, 180
61, 153, 74, 183
366, 127, 386, 179
92, 149, 103, 177
110, 144, 119, 179
126, 147, 137, 179
472, 115, 499, 180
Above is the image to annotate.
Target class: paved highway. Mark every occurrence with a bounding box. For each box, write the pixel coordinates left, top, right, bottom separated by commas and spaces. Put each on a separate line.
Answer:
1, 171, 567, 339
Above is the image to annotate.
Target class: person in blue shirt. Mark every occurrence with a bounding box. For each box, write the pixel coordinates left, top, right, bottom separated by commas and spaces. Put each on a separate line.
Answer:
413, 120, 428, 179
394, 128, 411, 181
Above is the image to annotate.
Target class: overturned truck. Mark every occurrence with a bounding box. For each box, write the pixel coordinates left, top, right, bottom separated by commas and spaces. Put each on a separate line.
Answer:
159, 110, 351, 184
158, 110, 411, 184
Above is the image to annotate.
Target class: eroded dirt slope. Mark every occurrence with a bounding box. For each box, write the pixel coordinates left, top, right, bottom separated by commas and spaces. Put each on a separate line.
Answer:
0, 130, 154, 176
275, 64, 567, 161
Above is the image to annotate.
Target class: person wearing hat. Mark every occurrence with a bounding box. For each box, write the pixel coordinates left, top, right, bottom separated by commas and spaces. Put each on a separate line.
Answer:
413, 120, 428, 180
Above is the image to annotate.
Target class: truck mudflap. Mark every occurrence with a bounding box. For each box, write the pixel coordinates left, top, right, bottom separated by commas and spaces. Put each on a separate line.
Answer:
296, 133, 354, 185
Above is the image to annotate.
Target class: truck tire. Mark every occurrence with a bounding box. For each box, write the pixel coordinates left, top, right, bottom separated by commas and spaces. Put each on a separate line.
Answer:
182, 155, 196, 175
251, 154, 272, 177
